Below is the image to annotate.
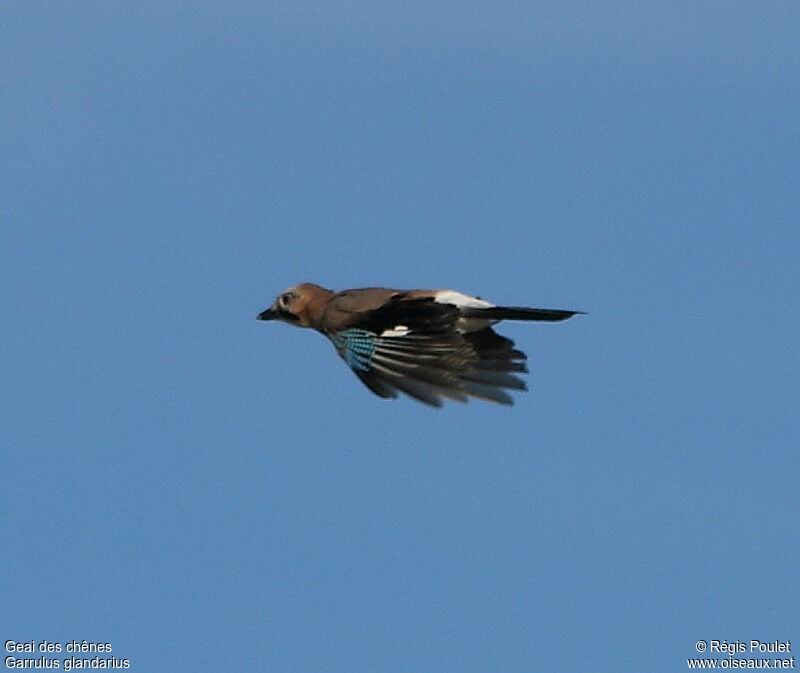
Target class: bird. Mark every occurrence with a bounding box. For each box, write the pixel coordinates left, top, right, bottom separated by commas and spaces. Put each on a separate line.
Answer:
257, 283, 582, 407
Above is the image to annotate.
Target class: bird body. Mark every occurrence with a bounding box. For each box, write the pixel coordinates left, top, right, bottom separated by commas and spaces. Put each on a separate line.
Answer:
258, 283, 581, 407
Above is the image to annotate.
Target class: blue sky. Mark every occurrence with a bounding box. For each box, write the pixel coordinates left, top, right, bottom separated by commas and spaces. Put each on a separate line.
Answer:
2, 2, 798, 671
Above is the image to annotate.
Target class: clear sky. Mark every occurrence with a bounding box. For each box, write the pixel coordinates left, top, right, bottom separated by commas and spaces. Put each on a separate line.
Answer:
3, 2, 798, 672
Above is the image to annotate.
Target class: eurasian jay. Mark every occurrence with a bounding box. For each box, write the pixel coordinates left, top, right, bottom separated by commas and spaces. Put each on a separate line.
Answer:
258, 283, 582, 407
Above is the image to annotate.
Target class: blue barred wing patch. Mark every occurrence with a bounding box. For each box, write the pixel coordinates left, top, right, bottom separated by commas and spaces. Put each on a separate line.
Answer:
332, 329, 377, 372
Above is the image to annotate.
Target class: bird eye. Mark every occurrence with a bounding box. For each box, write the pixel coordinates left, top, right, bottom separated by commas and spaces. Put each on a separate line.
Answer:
280, 293, 293, 307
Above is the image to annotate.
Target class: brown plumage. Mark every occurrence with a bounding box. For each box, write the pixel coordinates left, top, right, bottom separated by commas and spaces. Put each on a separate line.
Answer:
258, 283, 582, 407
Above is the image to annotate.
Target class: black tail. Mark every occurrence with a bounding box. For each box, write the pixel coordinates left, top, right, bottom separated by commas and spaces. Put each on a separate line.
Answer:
461, 306, 584, 322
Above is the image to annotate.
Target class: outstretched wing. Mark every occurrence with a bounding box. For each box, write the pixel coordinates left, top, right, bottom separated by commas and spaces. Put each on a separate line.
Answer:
329, 297, 527, 407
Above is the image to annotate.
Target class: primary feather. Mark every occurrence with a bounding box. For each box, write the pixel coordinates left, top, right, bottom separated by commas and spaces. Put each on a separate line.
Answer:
329, 298, 527, 406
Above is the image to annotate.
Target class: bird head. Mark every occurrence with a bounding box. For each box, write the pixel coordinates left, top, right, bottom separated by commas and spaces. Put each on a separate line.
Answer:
257, 283, 331, 328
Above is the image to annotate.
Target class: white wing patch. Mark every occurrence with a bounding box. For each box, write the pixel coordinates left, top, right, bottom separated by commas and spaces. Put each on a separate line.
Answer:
434, 290, 497, 334
433, 290, 494, 309
380, 324, 410, 337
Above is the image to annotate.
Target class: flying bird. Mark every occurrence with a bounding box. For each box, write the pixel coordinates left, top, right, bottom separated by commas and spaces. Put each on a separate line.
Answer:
258, 283, 582, 407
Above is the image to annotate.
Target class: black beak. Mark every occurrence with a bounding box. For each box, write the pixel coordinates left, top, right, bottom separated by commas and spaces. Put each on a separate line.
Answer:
257, 308, 277, 321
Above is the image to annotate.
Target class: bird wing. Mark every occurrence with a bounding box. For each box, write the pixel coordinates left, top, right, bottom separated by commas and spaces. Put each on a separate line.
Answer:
328, 297, 527, 407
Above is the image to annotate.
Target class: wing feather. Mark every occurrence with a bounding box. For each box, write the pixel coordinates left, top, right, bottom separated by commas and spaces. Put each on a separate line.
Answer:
332, 297, 529, 406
